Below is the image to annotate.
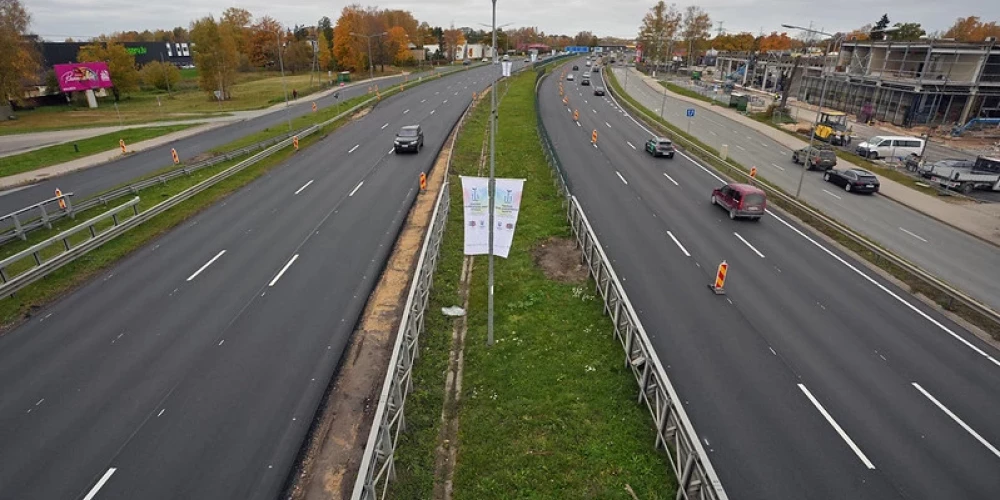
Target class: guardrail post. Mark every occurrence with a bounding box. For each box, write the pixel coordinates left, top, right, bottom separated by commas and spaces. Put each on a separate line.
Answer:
89, 224, 96, 238
112, 212, 119, 226
0, 268, 6, 283
63, 237, 71, 251
39, 205, 51, 230
32, 251, 41, 266
64, 195, 75, 219
12, 214, 26, 241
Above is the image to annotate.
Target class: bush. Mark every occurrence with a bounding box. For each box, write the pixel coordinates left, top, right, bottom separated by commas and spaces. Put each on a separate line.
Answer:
140, 61, 181, 91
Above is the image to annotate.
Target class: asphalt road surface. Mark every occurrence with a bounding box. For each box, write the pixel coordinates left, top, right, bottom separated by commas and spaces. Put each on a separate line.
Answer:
0, 68, 462, 216
540, 59, 1000, 499
0, 61, 523, 500
613, 66, 1000, 313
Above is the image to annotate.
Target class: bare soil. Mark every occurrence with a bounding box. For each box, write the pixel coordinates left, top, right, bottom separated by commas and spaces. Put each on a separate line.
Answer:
533, 237, 588, 284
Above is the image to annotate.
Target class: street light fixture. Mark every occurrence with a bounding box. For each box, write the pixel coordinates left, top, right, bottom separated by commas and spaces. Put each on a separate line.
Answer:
477, 21, 514, 62
350, 31, 388, 83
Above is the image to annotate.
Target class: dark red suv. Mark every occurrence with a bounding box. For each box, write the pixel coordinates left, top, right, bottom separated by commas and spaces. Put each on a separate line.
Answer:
711, 183, 766, 221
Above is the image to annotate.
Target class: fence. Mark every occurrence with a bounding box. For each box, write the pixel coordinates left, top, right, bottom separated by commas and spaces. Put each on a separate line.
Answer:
534, 68, 729, 500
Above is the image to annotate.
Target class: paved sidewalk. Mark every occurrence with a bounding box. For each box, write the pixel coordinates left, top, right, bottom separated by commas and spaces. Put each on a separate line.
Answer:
625, 67, 1000, 246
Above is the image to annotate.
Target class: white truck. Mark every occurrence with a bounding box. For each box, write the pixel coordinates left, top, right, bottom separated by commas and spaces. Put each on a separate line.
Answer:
932, 155, 1000, 194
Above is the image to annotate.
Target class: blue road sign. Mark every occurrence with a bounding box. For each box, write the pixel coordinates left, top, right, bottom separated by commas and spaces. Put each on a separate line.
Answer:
686, 108, 695, 117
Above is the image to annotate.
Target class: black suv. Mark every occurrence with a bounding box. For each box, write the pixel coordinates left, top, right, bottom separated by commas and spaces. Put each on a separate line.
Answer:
572, 65, 579, 70
394, 125, 424, 154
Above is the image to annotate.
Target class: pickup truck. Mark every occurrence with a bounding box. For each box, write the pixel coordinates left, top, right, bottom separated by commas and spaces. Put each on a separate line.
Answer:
931, 155, 1000, 194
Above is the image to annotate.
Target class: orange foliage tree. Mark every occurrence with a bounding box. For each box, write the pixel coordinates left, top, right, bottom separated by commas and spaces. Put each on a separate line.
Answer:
944, 16, 1000, 42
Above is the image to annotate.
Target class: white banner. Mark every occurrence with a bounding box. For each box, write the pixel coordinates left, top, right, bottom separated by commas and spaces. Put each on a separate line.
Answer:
461, 176, 525, 258
502, 61, 513, 77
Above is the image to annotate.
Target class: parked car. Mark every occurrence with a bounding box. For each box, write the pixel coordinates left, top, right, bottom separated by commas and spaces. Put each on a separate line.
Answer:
644, 137, 675, 158
791, 146, 837, 170
823, 168, 880, 193
593, 86, 606, 96
566, 73, 575, 81
393, 125, 424, 154
711, 183, 766, 221
855, 135, 924, 160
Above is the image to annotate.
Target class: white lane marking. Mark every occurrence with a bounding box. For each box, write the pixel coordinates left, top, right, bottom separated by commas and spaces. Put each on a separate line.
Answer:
430, 109, 436, 115
592, 109, 597, 113
899, 227, 928, 243
682, 152, 726, 183
616, 171, 628, 184
349, 181, 364, 197
912, 382, 1000, 459
733, 130, 740, 134
710, 131, 718, 136
627, 141, 636, 150
294, 180, 314, 195
443, 99, 448, 104
746, 136, 754, 141
605, 121, 611, 128
388, 148, 395, 154
769, 347, 777, 355
435, 91, 439, 95
798, 384, 876, 469
735, 145, 747, 151
83, 468, 117, 500
420, 99, 426, 103
218, 339, 225, 346
381, 123, 388, 130
666, 230, 691, 257
768, 163, 785, 172
157, 409, 165, 417
403, 109, 410, 114
348, 144, 359, 154
663, 172, 679, 186
186, 250, 226, 282
585, 100, 589, 103
779, 150, 787, 155
734, 232, 765, 258
268, 254, 299, 287
822, 189, 842, 200
760, 143, 769, 148
769, 211, 1000, 368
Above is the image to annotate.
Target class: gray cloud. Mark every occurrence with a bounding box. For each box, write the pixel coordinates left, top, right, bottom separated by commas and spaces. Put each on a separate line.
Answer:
26, 0, 1000, 41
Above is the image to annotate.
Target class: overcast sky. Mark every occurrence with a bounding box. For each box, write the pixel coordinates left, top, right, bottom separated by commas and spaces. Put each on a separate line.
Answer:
27, 0, 1000, 41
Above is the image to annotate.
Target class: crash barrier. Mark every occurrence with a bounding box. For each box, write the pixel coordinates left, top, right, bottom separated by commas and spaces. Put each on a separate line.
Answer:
0, 192, 77, 244
603, 69, 1000, 334
534, 68, 729, 500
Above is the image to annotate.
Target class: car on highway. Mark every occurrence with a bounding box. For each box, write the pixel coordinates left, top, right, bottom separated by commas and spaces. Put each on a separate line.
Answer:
393, 125, 424, 154
566, 73, 575, 81
592, 66, 600, 73
644, 137, 675, 158
573, 65, 579, 70
711, 183, 766, 221
791, 146, 837, 170
593, 86, 606, 96
823, 167, 880, 193
524, 58, 530, 62
581, 76, 591, 86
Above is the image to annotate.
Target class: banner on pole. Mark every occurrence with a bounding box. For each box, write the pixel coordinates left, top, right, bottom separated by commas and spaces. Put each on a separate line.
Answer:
501, 61, 513, 77
461, 176, 525, 258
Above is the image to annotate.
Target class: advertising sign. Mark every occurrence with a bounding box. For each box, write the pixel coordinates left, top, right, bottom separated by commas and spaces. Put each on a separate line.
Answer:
54, 62, 113, 92
461, 176, 526, 258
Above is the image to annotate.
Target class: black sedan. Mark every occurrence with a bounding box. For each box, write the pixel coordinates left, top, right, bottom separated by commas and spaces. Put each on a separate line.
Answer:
593, 86, 606, 96
823, 168, 880, 194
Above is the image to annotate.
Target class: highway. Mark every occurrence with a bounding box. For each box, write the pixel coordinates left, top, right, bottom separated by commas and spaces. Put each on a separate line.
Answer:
611, 66, 1000, 313
0, 68, 458, 217
0, 61, 521, 499
540, 59, 1000, 499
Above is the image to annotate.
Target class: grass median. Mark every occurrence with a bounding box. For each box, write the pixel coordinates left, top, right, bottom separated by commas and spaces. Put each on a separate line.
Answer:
388, 69, 673, 499
0, 124, 196, 178
606, 68, 1000, 340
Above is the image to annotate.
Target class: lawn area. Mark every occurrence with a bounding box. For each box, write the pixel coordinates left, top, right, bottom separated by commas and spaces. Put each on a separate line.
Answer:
389, 68, 673, 499
0, 67, 410, 134
660, 81, 716, 105
0, 124, 195, 178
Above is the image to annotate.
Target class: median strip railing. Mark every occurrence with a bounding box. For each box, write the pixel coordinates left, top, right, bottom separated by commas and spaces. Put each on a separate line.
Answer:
534, 67, 728, 500
0, 192, 76, 244
602, 68, 1000, 335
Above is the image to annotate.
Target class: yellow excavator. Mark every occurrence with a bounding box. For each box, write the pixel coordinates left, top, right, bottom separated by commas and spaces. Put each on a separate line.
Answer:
812, 111, 852, 146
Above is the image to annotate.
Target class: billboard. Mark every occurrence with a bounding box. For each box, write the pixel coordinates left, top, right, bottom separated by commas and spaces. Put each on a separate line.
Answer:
54, 62, 113, 92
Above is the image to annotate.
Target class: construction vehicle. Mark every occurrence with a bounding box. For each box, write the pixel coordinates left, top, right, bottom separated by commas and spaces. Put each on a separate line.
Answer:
951, 117, 1000, 137
812, 111, 852, 146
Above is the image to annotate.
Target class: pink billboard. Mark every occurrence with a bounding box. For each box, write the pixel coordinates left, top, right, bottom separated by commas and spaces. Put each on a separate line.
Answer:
54, 62, 114, 92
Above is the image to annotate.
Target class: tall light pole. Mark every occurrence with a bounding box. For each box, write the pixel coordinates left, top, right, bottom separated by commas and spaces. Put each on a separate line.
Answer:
782, 23, 897, 198
350, 31, 388, 83
488, 0, 498, 346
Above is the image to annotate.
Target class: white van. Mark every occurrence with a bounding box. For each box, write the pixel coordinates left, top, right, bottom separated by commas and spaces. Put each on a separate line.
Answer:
855, 136, 925, 160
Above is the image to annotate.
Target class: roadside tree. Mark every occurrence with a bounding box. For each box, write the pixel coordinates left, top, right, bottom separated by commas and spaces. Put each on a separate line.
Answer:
77, 41, 140, 101
0, 0, 40, 105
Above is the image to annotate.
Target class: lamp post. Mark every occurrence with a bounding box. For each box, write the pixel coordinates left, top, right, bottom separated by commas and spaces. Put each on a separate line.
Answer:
781, 23, 897, 198
350, 31, 388, 83
488, 0, 498, 346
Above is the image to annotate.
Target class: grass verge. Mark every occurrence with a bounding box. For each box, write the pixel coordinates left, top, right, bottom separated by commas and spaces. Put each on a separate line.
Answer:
605, 69, 1000, 340
0, 124, 196, 178
388, 69, 673, 498
661, 80, 716, 106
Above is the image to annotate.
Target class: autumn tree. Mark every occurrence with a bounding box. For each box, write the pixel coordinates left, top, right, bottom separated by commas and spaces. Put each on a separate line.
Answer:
638, 1, 682, 64
681, 5, 712, 66
139, 60, 180, 91
77, 42, 140, 101
0, 0, 40, 105
190, 15, 239, 99
381, 9, 418, 41
386, 26, 411, 65
283, 40, 313, 73
248, 16, 284, 69
317, 30, 334, 71
944, 16, 1000, 42
712, 32, 755, 52
758, 32, 794, 52
891, 22, 926, 41
318, 16, 334, 46
221, 7, 253, 58
442, 27, 465, 62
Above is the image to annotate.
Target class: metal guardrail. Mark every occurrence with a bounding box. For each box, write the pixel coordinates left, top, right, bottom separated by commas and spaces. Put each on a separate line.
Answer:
603, 68, 1000, 332
534, 68, 728, 500
0, 192, 76, 244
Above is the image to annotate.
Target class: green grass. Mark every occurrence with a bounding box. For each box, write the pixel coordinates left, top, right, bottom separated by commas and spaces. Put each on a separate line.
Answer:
659, 81, 717, 106
606, 68, 1000, 340
0, 125, 195, 178
389, 69, 673, 499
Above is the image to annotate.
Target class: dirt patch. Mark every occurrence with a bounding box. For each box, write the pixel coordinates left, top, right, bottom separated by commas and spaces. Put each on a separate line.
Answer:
188, 152, 215, 163
533, 237, 587, 284
352, 107, 371, 120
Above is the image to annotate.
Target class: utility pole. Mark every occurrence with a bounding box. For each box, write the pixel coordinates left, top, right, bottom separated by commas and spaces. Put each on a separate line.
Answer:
351, 31, 387, 83
488, 0, 498, 346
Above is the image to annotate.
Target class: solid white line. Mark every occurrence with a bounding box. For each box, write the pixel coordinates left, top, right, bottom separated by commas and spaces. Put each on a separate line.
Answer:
822, 189, 842, 200
349, 181, 364, 197
83, 468, 117, 500
616, 171, 627, 184
403, 109, 410, 114
798, 384, 876, 469
769, 211, 1000, 368
899, 227, 928, 243
663, 172, 679, 186
912, 382, 1000, 459
381, 123, 388, 130
348, 144, 359, 154
666, 230, 691, 257
736, 145, 747, 151
605, 121, 611, 128
770, 163, 785, 171
157, 409, 165, 417
681, 152, 726, 183
734, 232, 765, 258
269, 254, 299, 287
388, 148, 395, 154
627, 141, 636, 150
430, 109, 436, 115
294, 180, 313, 195
186, 250, 226, 282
